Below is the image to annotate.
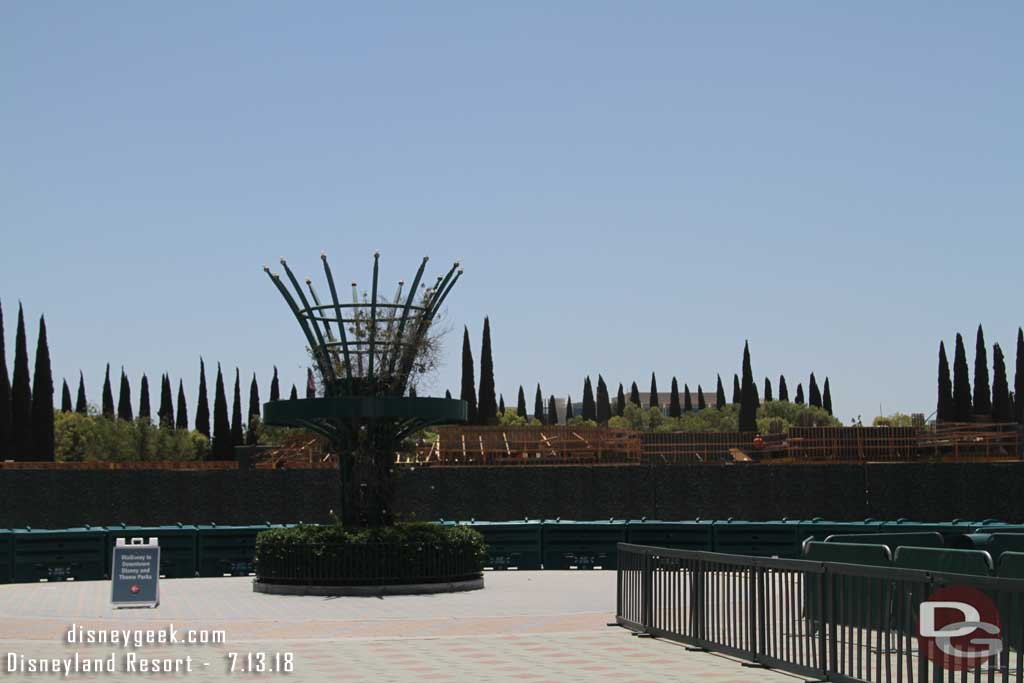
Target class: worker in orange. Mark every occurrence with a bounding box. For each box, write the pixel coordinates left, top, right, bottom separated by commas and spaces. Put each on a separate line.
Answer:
752, 433, 765, 450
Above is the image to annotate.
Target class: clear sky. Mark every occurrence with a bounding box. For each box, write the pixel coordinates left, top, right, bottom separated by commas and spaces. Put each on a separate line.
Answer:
2, 2, 1022, 424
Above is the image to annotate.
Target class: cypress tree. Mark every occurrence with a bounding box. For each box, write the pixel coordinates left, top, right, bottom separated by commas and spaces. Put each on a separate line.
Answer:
697, 384, 707, 410
795, 384, 805, 405
176, 380, 188, 431
668, 377, 681, 418
732, 374, 741, 404
649, 373, 659, 411
211, 364, 231, 459
117, 368, 133, 421
75, 371, 87, 415
138, 374, 151, 420
808, 373, 822, 409
231, 368, 244, 448
11, 304, 32, 458
534, 385, 544, 424
952, 333, 972, 420
616, 383, 626, 417
101, 363, 114, 419
596, 375, 611, 424
0, 300, 10, 459
764, 377, 773, 402
158, 374, 173, 428
269, 366, 280, 402
778, 375, 789, 402
630, 382, 641, 407
565, 395, 574, 420
289, 384, 298, 400
547, 395, 557, 425
823, 377, 833, 416
196, 359, 210, 437
715, 375, 726, 409
1015, 328, 1024, 424
460, 327, 478, 424
30, 316, 54, 460
61, 380, 72, 413
477, 317, 497, 425
937, 342, 954, 422
247, 373, 260, 445
306, 368, 316, 399
973, 325, 991, 415
516, 386, 527, 418
498, 394, 505, 415
582, 376, 596, 421
409, 386, 416, 398
445, 389, 452, 399
682, 382, 692, 414
738, 341, 757, 432
992, 344, 1012, 422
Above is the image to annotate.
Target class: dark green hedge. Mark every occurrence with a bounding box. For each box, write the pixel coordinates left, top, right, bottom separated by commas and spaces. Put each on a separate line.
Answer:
254, 522, 487, 585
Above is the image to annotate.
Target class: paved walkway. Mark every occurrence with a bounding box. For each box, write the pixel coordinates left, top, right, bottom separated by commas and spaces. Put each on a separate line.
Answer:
0, 572, 801, 682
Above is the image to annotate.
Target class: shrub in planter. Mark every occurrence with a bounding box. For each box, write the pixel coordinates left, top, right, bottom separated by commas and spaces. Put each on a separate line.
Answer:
255, 522, 487, 586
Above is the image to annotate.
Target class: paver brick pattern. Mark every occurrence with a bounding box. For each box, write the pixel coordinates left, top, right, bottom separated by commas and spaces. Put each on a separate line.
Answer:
0, 572, 800, 682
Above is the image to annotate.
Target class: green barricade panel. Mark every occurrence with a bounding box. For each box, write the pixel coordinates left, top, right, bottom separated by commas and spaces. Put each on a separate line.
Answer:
464, 521, 542, 570
13, 528, 107, 582
956, 533, 1024, 562
541, 520, 627, 569
825, 532, 944, 553
797, 519, 883, 554
712, 520, 802, 558
0, 530, 12, 584
625, 520, 713, 551
803, 541, 892, 565
803, 542, 892, 631
893, 546, 993, 576
196, 524, 271, 577
105, 525, 198, 578
999, 552, 1024, 578
995, 553, 1024, 651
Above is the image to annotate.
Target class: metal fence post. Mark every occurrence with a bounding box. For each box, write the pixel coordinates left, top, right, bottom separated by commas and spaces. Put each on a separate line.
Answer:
755, 564, 766, 662
641, 550, 653, 631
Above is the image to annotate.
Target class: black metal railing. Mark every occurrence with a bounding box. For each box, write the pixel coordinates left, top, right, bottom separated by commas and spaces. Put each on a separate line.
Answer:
617, 543, 1024, 683
256, 543, 482, 586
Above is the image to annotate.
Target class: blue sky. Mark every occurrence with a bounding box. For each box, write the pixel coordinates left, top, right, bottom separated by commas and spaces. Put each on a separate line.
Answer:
2, 2, 1022, 423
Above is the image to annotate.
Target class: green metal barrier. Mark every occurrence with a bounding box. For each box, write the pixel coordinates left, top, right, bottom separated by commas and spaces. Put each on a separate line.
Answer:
541, 520, 627, 569
796, 518, 882, 553
105, 524, 198, 578
996, 553, 1024, 650
0, 529, 12, 584
892, 546, 993, 576
12, 527, 107, 582
712, 520, 802, 558
462, 520, 542, 570
197, 524, 273, 577
824, 531, 945, 553
625, 519, 713, 551
803, 541, 893, 631
955, 533, 1024, 563
803, 541, 892, 566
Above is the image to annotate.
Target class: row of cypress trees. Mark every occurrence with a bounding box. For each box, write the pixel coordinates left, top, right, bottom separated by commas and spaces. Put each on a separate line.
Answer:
936, 325, 1023, 424
455, 325, 832, 428
67, 362, 300, 461
0, 297, 310, 461
0, 300, 53, 460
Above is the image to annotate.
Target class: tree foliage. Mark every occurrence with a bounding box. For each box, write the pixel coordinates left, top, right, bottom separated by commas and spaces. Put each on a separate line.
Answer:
973, 325, 991, 415
937, 341, 954, 421
952, 333, 972, 420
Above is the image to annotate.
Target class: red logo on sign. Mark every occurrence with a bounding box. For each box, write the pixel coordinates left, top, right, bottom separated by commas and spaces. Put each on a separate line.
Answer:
918, 585, 1002, 671
130, 584, 141, 594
